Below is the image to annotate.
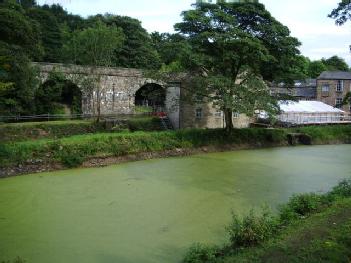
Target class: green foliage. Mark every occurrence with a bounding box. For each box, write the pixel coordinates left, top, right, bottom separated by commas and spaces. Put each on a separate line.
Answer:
227, 209, 278, 248
0, 127, 289, 168
58, 150, 85, 168
329, 179, 351, 199
151, 32, 190, 70
0, 5, 42, 59
0, 42, 39, 115
98, 14, 161, 69
26, 8, 63, 62
173, 2, 300, 130
322, 55, 349, 71
127, 117, 162, 131
279, 193, 328, 223
67, 21, 124, 67
183, 243, 218, 263
295, 125, 351, 144
308, 60, 328, 78
34, 71, 82, 114
0, 120, 105, 142
182, 180, 351, 263
329, 0, 351, 25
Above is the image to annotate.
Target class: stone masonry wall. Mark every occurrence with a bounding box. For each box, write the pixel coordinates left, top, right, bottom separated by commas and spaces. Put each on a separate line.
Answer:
317, 79, 351, 113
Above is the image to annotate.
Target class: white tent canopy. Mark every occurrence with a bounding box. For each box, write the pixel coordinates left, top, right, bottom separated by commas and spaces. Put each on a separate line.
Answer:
279, 101, 344, 114
277, 101, 346, 125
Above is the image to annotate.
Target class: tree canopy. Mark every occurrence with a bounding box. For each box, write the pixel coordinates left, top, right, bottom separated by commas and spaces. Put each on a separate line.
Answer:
329, 0, 351, 25
173, 2, 301, 129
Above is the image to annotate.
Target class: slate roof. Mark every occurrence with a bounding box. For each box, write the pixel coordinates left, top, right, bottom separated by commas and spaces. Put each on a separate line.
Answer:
294, 87, 317, 98
318, 71, 351, 80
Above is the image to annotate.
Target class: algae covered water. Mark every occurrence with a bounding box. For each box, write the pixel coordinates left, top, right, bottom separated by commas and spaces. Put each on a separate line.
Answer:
0, 145, 350, 263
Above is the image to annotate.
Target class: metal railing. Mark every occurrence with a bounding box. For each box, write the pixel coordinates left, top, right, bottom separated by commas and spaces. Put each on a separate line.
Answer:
0, 112, 153, 123
278, 114, 351, 125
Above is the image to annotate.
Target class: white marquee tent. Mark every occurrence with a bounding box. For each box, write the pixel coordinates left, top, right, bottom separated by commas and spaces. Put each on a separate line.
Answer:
277, 101, 347, 124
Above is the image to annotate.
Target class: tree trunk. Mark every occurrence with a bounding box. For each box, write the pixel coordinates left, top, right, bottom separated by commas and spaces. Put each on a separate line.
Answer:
224, 109, 234, 131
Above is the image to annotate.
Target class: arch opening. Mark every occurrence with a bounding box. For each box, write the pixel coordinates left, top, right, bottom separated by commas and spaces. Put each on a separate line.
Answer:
35, 75, 82, 115
135, 83, 166, 112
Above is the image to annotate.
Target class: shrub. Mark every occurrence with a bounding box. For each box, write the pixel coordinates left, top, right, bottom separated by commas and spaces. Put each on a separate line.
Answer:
183, 243, 218, 263
329, 179, 351, 199
279, 193, 328, 223
58, 150, 85, 168
227, 209, 277, 248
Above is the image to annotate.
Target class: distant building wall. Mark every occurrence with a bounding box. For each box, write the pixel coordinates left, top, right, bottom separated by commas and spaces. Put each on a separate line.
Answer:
317, 79, 351, 113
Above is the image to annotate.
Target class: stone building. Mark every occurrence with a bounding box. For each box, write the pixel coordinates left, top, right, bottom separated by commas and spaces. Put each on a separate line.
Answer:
317, 71, 351, 113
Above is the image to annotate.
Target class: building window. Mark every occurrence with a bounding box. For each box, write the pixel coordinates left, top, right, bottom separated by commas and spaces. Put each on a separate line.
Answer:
233, 112, 240, 119
214, 110, 222, 118
195, 108, 203, 119
321, 84, 330, 93
336, 80, 344, 92
336, 98, 343, 108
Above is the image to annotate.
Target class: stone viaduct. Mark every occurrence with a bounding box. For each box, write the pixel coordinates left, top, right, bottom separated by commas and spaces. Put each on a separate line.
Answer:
34, 62, 181, 128
34, 62, 250, 129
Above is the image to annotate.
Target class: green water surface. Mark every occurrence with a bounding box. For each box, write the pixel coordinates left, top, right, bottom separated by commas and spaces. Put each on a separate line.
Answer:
0, 145, 350, 263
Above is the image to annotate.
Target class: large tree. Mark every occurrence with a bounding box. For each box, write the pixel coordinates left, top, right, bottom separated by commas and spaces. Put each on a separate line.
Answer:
0, 3, 42, 60
322, 55, 349, 71
66, 22, 124, 121
0, 42, 38, 115
88, 14, 161, 69
174, 2, 301, 130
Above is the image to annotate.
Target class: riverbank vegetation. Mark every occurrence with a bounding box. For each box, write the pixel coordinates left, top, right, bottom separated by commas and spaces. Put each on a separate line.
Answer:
0, 124, 350, 175
183, 179, 351, 263
0, 117, 164, 143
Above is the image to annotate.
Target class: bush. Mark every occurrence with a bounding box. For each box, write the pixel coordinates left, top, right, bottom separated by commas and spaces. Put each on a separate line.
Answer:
329, 179, 351, 199
279, 193, 328, 223
58, 150, 85, 168
227, 209, 278, 248
183, 243, 218, 263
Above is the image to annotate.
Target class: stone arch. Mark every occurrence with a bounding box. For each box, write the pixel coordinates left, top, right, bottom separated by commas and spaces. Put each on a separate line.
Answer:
36, 72, 83, 115
134, 82, 166, 112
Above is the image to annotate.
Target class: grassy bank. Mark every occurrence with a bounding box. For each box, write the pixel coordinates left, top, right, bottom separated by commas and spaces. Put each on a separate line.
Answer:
0, 120, 106, 142
0, 117, 164, 143
183, 180, 351, 263
0, 128, 287, 169
0, 125, 351, 171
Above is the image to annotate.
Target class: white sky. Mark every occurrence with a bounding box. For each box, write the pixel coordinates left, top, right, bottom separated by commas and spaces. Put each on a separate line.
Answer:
38, 0, 351, 65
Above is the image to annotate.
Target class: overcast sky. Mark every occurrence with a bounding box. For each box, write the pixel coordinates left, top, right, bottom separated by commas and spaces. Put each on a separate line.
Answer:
38, 0, 351, 65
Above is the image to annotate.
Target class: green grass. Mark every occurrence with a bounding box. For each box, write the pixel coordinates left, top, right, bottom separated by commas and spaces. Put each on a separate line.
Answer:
295, 125, 351, 144
0, 120, 106, 142
183, 180, 351, 263
218, 199, 351, 263
0, 125, 350, 169
0, 128, 287, 168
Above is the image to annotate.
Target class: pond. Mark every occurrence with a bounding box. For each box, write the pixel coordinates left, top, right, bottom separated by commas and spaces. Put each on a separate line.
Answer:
0, 145, 350, 263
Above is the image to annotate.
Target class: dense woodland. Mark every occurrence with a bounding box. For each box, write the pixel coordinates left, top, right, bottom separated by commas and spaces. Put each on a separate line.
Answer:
0, 0, 350, 119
